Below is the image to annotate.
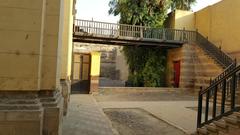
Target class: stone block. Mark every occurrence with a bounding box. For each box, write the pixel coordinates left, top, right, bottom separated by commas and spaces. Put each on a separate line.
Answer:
40, 90, 64, 135
90, 76, 99, 94
60, 80, 71, 116
0, 91, 43, 135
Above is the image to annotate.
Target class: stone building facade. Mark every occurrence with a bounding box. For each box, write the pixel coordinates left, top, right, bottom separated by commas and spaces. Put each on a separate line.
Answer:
165, 0, 240, 91
73, 43, 128, 87
0, 0, 75, 134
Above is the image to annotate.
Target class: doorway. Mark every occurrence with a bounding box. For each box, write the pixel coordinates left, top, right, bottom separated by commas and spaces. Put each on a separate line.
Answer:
173, 61, 181, 88
71, 53, 91, 94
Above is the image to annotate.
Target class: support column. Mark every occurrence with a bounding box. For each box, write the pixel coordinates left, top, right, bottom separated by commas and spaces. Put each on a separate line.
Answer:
0, 0, 46, 134
90, 52, 101, 94
60, 0, 74, 116
39, 0, 65, 134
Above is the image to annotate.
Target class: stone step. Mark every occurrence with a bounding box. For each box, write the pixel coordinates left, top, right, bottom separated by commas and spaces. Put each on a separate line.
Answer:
233, 112, 240, 118
197, 127, 209, 135
205, 124, 218, 133
213, 120, 228, 129
223, 116, 240, 128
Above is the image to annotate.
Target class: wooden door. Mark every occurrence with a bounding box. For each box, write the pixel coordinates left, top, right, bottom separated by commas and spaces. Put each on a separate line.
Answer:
173, 61, 181, 88
71, 53, 91, 94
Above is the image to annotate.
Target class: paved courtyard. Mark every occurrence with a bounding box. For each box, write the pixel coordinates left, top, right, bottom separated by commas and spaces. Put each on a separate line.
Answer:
63, 90, 199, 135
62, 95, 116, 135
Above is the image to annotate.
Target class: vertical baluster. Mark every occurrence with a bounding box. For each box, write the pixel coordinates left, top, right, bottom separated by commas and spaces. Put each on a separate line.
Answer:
205, 90, 210, 122
127, 25, 129, 37
231, 73, 237, 110
212, 85, 218, 118
123, 25, 125, 37
221, 79, 227, 114
197, 87, 203, 128
140, 25, 143, 38
125, 25, 127, 37
133, 25, 135, 37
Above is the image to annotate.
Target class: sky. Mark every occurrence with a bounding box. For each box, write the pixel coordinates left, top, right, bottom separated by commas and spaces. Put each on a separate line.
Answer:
75, 0, 222, 23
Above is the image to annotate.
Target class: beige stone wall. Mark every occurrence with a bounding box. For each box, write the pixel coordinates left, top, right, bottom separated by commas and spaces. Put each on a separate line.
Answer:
61, 0, 74, 80
165, 10, 195, 31
174, 10, 195, 31
167, 45, 195, 89
40, 0, 62, 90
167, 47, 182, 87
166, 1, 240, 62
195, 0, 240, 62
0, 0, 46, 90
0, 0, 74, 91
167, 44, 223, 92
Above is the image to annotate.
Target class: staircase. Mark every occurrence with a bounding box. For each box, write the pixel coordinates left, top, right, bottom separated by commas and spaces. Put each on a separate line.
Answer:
192, 44, 224, 91
195, 31, 240, 134
197, 112, 240, 135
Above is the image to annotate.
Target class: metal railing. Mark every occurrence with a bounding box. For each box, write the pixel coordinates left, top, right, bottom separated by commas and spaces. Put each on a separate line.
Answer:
196, 33, 233, 68
74, 19, 233, 67
74, 19, 196, 42
197, 61, 240, 128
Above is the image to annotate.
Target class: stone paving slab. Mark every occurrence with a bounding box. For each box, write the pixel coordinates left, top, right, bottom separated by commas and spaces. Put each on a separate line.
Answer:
98, 101, 198, 134
62, 95, 115, 135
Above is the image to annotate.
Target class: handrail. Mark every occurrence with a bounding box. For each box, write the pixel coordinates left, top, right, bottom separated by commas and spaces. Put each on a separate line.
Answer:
195, 32, 233, 68
74, 19, 197, 42
197, 64, 240, 128
200, 61, 237, 95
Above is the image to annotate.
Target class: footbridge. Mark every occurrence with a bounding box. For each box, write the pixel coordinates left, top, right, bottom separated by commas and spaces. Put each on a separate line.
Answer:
73, 19, 196, 48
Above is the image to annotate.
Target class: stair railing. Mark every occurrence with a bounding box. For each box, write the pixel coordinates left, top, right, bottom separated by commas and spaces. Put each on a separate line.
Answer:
197, 62, 240, 128
195, 32, 233, 68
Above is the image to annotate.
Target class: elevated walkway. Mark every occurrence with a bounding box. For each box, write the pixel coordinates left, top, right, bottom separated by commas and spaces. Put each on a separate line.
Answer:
73, 19, 196, 47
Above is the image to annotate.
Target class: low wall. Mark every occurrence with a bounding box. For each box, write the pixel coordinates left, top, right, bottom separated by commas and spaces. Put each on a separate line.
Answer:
98, 87, 186, 95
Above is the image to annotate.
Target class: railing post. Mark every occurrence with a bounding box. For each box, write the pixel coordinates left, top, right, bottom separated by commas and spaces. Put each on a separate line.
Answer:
140, 24, 143, 39
197, 87, 203, 128
195, 29, 198, 42
205, 90, 210, 122
183, 27, 186, 41
231, 72, 237, 110
221, 80, 227, 114
212, 85, 218, 118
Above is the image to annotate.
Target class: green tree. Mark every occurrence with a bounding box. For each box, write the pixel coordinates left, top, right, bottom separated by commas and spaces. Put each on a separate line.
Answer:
109, 0, 196, 87
170, 0, 196, 10
109, 0, 171, 27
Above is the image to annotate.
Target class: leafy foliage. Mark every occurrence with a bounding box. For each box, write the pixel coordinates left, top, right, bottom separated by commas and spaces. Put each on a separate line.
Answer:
109, 0, 171, 27
170, 0, 196, 10
109, 0, 196, 87
122, 47, 167, 87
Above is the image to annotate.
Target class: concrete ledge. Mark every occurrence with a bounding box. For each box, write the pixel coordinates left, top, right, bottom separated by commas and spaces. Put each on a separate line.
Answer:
98, 87, 186, 95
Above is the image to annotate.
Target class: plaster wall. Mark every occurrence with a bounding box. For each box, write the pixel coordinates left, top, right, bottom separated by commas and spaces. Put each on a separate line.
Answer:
0, 0, 45, 90
195, 0, 240, 61
40, 0, 61, 90
91, 52, 101, 76
174, 10, 195, 31
61, 0, 74, 80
